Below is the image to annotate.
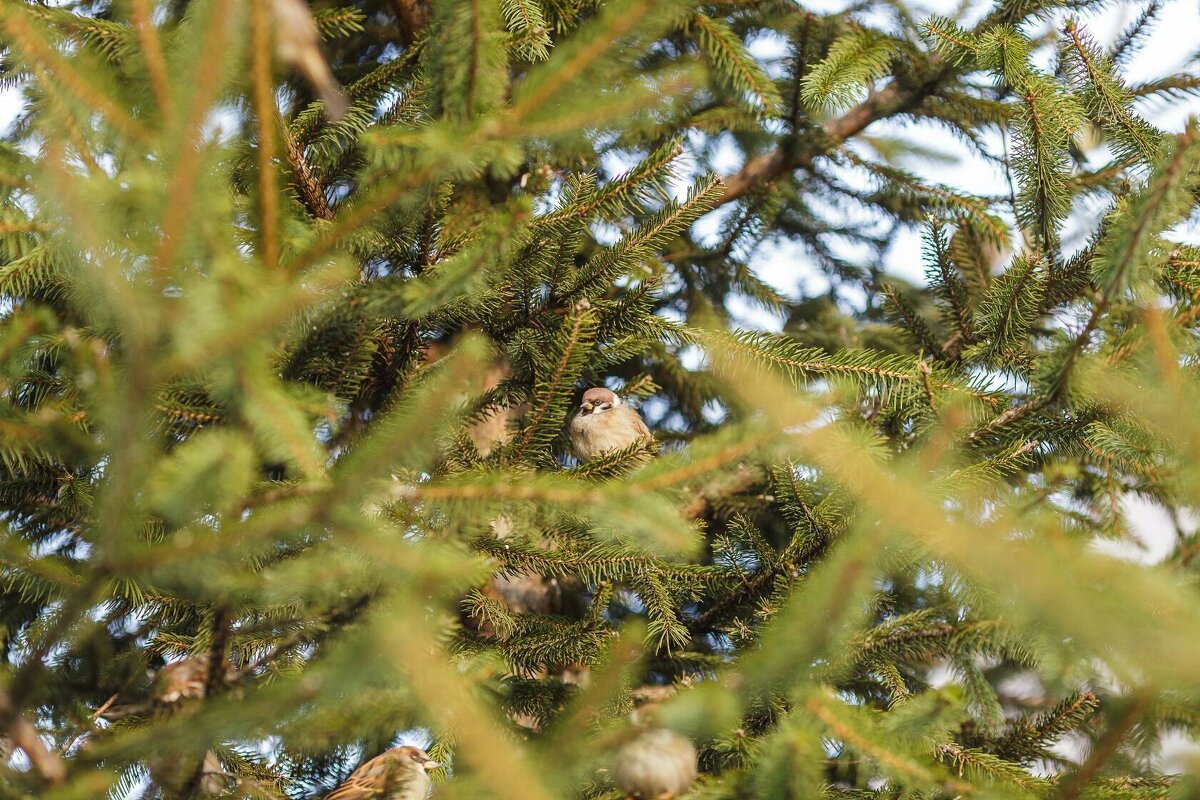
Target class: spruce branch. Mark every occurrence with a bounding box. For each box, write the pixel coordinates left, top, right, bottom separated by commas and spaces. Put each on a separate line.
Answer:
689, 11, 782, 117
509, 0, 661, 124
1056, 695, 1151, 800
129, 0, 173, 116
513, 300, 597, 460
251, 0, 282, 269
998, 691, 1100, 762
1062, 20, 1165, 166
716, 60, 954, 209
0, 8, 151, 143
924, 217, 975, 347
281, 123, 335, 222
3, 1, 1199, 796
801, 29, 894, 113
1110, 1, 1161, 67
153, 0, 238, 282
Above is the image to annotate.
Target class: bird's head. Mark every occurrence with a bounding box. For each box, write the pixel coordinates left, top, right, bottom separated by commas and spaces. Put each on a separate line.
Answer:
394, 745, 440, 772
578, 387, 621, 416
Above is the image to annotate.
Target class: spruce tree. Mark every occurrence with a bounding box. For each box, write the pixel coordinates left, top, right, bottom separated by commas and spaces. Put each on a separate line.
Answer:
0, 0, 1198, 799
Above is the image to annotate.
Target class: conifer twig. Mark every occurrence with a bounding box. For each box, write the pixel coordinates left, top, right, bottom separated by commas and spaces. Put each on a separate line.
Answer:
153, 0, 238, 281
8, 714, 66, 785
251, 0, 282, 268
281, 124, 335, 222
130, 0, 173, 117
716, 63, 952, 209
0, 9, 151, 143
1055, 694, 1150, 800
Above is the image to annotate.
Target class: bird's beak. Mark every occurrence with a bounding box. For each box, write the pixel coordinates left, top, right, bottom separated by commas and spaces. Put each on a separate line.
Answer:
580, 402, 593, 413
423, 760, 441, 771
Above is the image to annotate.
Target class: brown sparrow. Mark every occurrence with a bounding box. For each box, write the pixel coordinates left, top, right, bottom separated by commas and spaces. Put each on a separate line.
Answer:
325, 745, 440, 800
569, 387, 652, 462
149, 656, 237, 795
612, 728, 698, 799
152, 653, 236, 704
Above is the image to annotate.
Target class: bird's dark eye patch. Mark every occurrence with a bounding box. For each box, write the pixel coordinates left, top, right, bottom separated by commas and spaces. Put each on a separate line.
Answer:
599, 402, 612, 410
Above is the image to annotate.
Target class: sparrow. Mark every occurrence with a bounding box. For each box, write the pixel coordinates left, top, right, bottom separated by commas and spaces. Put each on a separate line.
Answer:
153, 653, 236, 704
325, 745, 440, 800
149, 655, 237, 795
569, 387, 652, 462
612, 728, 698, 799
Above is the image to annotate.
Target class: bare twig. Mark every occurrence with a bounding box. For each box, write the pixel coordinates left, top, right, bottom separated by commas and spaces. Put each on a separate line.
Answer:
9, 715, 65, 785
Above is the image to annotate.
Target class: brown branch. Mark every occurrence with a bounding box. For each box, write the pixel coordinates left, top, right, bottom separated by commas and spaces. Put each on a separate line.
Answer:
91, 693, 119, 721
130, 0, 173, 117
0, 686, 64, 786
183, 607, 232, 798
281, 124, 334, 221
715, 65, 950, 210
251, 0, 281, 268
9, 715, 65, 785
968, 397, 1045, 442
1056, 694, 1151, 800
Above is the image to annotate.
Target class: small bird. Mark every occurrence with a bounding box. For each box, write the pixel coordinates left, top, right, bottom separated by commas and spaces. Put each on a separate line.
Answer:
612, 728, 698, 799
153, 655, 209, 703
153, 653, 235, 704
569, 387, 652, 462
325, 745, 440, 800
149, 655, 237, 795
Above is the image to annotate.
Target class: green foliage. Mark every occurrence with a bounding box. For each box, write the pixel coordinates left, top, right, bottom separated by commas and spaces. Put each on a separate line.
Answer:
801, 29, 894, 112
0, 1, 1197, 800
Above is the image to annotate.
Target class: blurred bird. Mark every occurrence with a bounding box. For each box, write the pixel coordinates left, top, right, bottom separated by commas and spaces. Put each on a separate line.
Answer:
153, 655, 209, 703
149, 655, 237, 796
326, 745, 440, 800
569, 387, 651, 462
153, 653, 235, 704
612, 728, 698, 799
270, 0, 349, 119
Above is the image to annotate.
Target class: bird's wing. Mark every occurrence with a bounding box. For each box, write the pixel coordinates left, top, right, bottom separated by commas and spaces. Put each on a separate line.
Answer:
623, 407, 651, 440
325, 753, 410, 800
634, 412, 652, 438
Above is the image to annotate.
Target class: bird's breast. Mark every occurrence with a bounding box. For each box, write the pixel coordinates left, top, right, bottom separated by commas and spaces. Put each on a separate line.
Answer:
571, 414, 626, 459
